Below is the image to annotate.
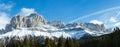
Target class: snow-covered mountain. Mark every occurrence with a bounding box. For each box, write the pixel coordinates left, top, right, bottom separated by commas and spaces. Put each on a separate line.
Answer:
0, 13, 113, 39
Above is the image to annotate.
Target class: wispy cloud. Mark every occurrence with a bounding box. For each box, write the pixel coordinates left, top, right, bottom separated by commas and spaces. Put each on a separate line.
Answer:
69, 6, 120, 28
69, 6, 120, 23
0, 2, 14, 11
19, 8, 36, 16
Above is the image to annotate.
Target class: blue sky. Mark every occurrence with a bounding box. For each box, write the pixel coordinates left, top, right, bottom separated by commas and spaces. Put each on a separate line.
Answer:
1, 0, 120, 22
0, 0, 120, 29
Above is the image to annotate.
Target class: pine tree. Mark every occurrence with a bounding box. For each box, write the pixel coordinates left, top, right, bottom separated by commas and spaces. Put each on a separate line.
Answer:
58, 36, 65, 47
45, 37, 51, 47
23, 36, 30, 47
73, 39, 79, 47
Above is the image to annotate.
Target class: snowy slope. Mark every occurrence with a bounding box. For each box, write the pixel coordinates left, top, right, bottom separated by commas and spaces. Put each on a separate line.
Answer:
0, 26, 112, 39
0, 28, 87, 39
0, 23, 113, 39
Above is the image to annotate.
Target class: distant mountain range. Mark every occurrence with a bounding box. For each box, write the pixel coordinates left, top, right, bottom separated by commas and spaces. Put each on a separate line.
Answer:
0, 13, 113, 39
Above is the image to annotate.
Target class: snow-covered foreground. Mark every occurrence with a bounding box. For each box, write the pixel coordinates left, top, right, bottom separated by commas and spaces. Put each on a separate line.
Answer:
0, 28, 87, 39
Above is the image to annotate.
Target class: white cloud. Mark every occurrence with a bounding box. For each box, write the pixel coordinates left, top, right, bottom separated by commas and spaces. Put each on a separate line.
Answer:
0, 3, 14, 11
0, 12, 10, 29
90, 20, 103, 25
114, 22, 120, 27
109, 17, 117, 23
19, 8, 36, 16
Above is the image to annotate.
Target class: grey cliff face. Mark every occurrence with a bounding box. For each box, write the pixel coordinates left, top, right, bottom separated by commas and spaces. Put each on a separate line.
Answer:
71, 23, 105, 31
81, 23, 105, 31
5, 13, 47, 32
49, 21, 105, 32
10, 15, 25, 29
48, 21, 66, 28
26, 13, 47, 25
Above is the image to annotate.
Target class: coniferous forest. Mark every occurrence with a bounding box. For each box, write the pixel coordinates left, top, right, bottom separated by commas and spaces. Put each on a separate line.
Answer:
0, 27, 120, 47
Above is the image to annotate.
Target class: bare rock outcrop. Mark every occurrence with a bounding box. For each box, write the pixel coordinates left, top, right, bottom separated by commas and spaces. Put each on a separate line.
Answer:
5, 13, 47, 32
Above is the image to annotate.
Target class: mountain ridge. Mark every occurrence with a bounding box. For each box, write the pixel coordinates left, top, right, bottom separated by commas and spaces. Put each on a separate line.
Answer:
0, 13, 113, 39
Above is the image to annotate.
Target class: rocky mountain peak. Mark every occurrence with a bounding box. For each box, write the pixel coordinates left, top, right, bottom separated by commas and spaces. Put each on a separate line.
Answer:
26, 13, 47, 24
48, 21, 66, 28
5, 13, 47, 32
53, 22, 105, 32
82, 23, 105, 31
